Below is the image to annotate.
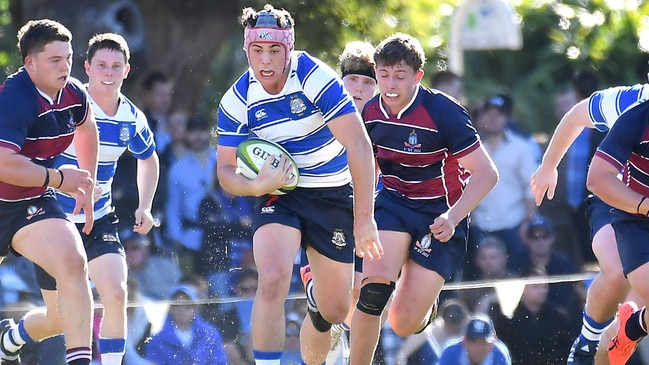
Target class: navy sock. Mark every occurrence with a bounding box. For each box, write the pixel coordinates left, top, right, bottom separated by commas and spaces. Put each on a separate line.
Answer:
625, 308, 648, 341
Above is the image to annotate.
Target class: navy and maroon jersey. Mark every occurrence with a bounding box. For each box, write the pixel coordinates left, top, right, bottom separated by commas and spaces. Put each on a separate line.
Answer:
0, 67, 89, 202
362, 85, 481, 211
595, 99, 649, 198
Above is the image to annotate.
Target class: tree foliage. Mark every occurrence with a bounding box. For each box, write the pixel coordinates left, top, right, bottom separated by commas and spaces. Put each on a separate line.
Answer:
0, 0, 647, 133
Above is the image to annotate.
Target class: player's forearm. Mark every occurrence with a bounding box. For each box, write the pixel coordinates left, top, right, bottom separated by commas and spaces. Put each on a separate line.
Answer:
449, 164, 498, 224
74, 117, 99, 180
541, 100, 592, 169
587, 157, 642, 215
0, 149, 56, 187
217, 166, 267, 197
136, 153, 160, 211
347, 141, 376, 220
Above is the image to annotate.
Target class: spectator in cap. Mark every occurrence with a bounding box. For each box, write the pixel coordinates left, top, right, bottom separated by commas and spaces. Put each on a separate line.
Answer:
514, 214, 577, 311
438, 314, 512, 365
486, 93, 543, 164
144, 283, 228, 365
470, 97, 539, 275
123, 230, 181, 300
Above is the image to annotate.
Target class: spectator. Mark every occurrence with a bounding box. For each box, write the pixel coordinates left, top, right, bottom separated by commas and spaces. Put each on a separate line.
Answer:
493, 93, 543, 164
438, 314, 512, 365
203, 268, 259, 365
144, 284, 228, 365
461, 235, 517, 314
282, 312, 303, 365
154, 109, 189, 237
166, 114, 216, 273
196, 172, 253, 301
140, 71, 174, 152
491, 265, 573, 365
123, 277, 153, 365
430, 70, 464, 104
514, 214, 577, 311
395, 298, 470, 365
124, 230, 181, 301
562, 71, 605, 264
470, 96, 538, 273
537, 85, 585, 264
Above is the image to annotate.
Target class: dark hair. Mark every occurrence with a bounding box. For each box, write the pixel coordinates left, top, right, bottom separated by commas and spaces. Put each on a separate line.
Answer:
238, 268, 258, 284
431, 70, 460, 88
240, 4, 294, 28
17, 19, 72, 61
439, 298, 469, 326
141, 71, 171, 91
339, 41, 376, 80
374, 33, 425, 72
572, 71, 599, 100
186, 113, 210, 131
87, 32, 130, 63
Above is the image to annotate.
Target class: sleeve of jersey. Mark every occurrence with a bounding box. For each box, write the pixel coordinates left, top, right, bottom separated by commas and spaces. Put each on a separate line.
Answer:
217, 84, 250, 147
440, 103, 481, 158
300, 53, 356, 123
594, 107, 644, 171
588, 85, 646, 132
0, 88, 30, 152
68, 77, 90, 126
129, 108, 156, 159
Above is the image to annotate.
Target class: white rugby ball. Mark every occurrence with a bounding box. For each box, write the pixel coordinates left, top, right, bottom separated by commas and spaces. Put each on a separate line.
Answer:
236, 138, 299, 195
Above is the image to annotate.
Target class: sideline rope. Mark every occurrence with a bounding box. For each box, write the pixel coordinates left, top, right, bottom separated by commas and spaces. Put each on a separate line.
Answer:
0, 272, 597, 312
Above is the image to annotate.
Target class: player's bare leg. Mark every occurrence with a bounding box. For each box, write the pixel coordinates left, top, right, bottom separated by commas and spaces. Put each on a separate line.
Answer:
10, 219, 92, 360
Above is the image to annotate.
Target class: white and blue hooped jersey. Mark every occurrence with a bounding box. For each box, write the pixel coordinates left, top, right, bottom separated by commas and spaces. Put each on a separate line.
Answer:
55, 91, 156, 223
217, 51, 357, 188
588, 83, 649, 130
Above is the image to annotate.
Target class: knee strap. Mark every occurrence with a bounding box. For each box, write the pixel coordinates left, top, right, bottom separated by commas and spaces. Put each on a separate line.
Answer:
356, 279, 395, 316
307, 307, 332, 333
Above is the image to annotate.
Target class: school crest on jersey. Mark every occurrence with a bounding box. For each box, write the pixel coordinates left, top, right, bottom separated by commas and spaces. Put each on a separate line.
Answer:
331, 229, 347, 248
414, 233, 432, 257
289, 96, 307, 116
67, 110, 76, 130
118, 123, 131, 145
404, 129, 422, 152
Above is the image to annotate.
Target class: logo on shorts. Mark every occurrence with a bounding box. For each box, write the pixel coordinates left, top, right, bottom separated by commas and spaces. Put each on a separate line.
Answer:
261, 206, 275, 214
25, 205, 45, 220
102, 234, 119, 243
404, 129, 422, 152
331, 229, 347, 248
414, 233, 432, 257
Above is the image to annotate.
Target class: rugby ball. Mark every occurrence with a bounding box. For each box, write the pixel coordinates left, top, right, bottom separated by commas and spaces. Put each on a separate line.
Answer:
236, 138, 299, 195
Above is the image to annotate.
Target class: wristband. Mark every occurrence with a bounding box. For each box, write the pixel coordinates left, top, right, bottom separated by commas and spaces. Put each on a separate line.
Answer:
55, 169, 64, 189
42, 167, 50, 187
638, 196, 647, 215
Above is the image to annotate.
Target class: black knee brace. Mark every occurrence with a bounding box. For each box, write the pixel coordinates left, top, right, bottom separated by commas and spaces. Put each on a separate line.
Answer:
356, 281, 395, 316
307, 307, 332, 332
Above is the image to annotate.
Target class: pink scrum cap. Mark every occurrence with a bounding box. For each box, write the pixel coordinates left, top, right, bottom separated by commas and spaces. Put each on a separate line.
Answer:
243, 10, 294, 69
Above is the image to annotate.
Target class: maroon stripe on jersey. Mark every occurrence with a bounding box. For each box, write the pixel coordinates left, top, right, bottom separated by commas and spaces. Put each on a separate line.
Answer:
382, 176, 447, 199
0, 140, 20, 153
21, 134, 74, 160
0, 182, 45, 201
594, 150, 624, 171
376, 147, 447, 165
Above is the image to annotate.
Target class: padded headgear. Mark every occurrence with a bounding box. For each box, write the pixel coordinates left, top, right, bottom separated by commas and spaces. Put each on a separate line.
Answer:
243, 10, 294, 69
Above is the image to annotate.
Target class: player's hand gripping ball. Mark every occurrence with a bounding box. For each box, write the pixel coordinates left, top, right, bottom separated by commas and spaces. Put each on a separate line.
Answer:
236, 138, 299, 195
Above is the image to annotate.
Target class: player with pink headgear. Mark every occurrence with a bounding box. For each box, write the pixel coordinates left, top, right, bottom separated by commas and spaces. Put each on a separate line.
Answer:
216, 4, 382, 365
